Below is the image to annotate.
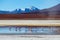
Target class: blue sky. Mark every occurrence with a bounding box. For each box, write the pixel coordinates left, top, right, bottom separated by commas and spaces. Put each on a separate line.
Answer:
0, 0, 60, 11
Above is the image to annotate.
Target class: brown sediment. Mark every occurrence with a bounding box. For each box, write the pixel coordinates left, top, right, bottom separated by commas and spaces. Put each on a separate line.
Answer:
0, 14, 60, 20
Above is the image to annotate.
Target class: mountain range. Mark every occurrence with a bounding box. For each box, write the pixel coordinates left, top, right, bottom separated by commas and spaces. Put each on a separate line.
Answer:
0, 4, 60, 14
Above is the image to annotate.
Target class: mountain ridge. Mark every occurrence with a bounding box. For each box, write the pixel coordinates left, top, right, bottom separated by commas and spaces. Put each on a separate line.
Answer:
0, 4, 60, 14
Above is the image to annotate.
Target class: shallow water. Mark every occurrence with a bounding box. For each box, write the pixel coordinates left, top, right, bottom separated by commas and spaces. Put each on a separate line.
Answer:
0, 26, 60, 35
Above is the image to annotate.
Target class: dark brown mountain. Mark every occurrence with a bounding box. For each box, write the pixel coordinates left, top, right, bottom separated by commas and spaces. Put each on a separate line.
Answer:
48, 4, 60, 18
48, 4, 60, 11
40, 4, 60, 19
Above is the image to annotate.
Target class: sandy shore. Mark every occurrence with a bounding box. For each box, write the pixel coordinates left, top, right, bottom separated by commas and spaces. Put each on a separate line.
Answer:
0, 20, 60, 26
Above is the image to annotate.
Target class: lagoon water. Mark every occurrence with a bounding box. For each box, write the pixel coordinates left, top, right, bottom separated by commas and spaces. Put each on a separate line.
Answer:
0, 26, 60, 35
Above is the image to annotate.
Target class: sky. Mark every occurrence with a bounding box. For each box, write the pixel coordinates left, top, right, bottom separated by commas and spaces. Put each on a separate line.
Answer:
0, 0, 60, 11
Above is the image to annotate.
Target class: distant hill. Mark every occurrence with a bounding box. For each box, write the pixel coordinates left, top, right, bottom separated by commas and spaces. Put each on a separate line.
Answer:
49, 4, 60, 11
49, 4, 60, 18
40, 4, 60, 18
41, 4, 60, 13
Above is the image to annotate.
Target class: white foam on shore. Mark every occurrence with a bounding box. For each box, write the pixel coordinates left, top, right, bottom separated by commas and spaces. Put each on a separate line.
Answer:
0, 35, 60, 40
